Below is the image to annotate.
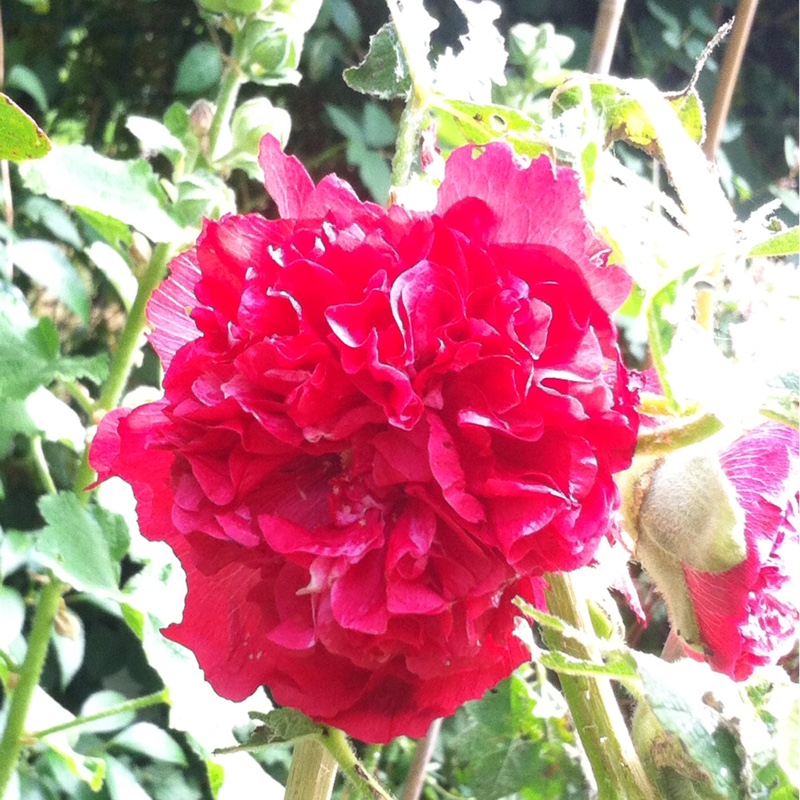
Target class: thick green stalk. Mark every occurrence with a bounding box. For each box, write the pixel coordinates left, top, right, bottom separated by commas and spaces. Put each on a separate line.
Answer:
0, 578, 66, 800
284, 738, 338, 800
73, 241, 172, 498
543, 572, 655, 800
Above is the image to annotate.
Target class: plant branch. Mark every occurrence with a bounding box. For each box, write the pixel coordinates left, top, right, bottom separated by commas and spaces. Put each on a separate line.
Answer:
27, 688, 169, 740
704, 1, 760, 160
588, 0, 627, 74
543, 572, 656, 800
0, 578, 66, 800
401, 718, 441, 800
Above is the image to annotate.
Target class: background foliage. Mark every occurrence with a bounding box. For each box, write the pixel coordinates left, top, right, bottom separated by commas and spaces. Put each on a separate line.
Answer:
0, 1, 797, 799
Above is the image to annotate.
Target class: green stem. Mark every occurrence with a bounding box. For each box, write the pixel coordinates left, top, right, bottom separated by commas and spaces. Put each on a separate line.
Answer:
207, 32, 246, 164
390, 87, 428, 191
385, 0, 431, 192
73, 242, 173, 499
30, 435, 57, 496
635, 411, 724, 456
543, 572, 655, 800
319, 727, 397, 800
27, 687, 169, 740
61, 380, 97, 417
0, 578, 66, 800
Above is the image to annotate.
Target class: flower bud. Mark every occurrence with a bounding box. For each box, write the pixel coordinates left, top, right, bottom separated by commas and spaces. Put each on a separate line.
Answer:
230, 97, 291, 155
637, 449, 747, 574
622, 423, 799, 680
189, 99, 215, 139
240, 17, 299, 84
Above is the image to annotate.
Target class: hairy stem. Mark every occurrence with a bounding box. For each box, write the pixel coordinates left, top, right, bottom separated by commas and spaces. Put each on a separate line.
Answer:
390, 88, 428, 191
0, 578, 66, 800
28, 688, 169, 740
319, 727, 397, 800
543, 573, 656, 800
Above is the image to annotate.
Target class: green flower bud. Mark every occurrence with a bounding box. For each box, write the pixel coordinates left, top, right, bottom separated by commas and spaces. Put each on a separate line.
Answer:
240, 17, 300, 84
231, 97, 291, 155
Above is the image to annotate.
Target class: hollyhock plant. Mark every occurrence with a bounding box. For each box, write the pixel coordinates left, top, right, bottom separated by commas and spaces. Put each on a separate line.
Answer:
682, 423, 799, 680
90, 134, 638, 743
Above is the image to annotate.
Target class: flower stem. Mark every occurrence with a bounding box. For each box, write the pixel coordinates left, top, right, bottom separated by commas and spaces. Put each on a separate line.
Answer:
390, 87, 428, 191
0, 577, 66, 800
27, 688, 169, 740
207, 33, 246, 164
634, 410, 723, 456
30, 435, 57, 496
73, 241, 173, 499
318, 727, 397, 800
543, 572, 655, 800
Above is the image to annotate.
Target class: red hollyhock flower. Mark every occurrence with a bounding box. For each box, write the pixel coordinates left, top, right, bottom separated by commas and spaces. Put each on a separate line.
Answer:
90, 136, 638, 743
682, 423, 799, 680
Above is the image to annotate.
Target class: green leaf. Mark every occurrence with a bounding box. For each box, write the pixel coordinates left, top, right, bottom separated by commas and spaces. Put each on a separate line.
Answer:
0, 92, 51, 161
27, 689, 107, 791
36, 493, 129, 594
9, 239, 90, 322
19, 145, 184, 242
0, 585, 26, 650
433, 96, 550, 159
0, 308, 108, 400
174, 41, 222, 95
20, 196, 83, 249
748, 225, 799, 257
343, 22, 411, 100
85, 241, 137, 311
243, 708, 320, 746
109, 722, 188, 766
104, 755, 151, 800
79, 690, 137, 733
126, 115, 186, 165
633, 653, 749, 800
362, 102, 396, 149
444, 670, 588, 800
537, 648, 640, 682
645, 267, 698, 410
668, 90, 705, 145
5, 65, 49, 113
